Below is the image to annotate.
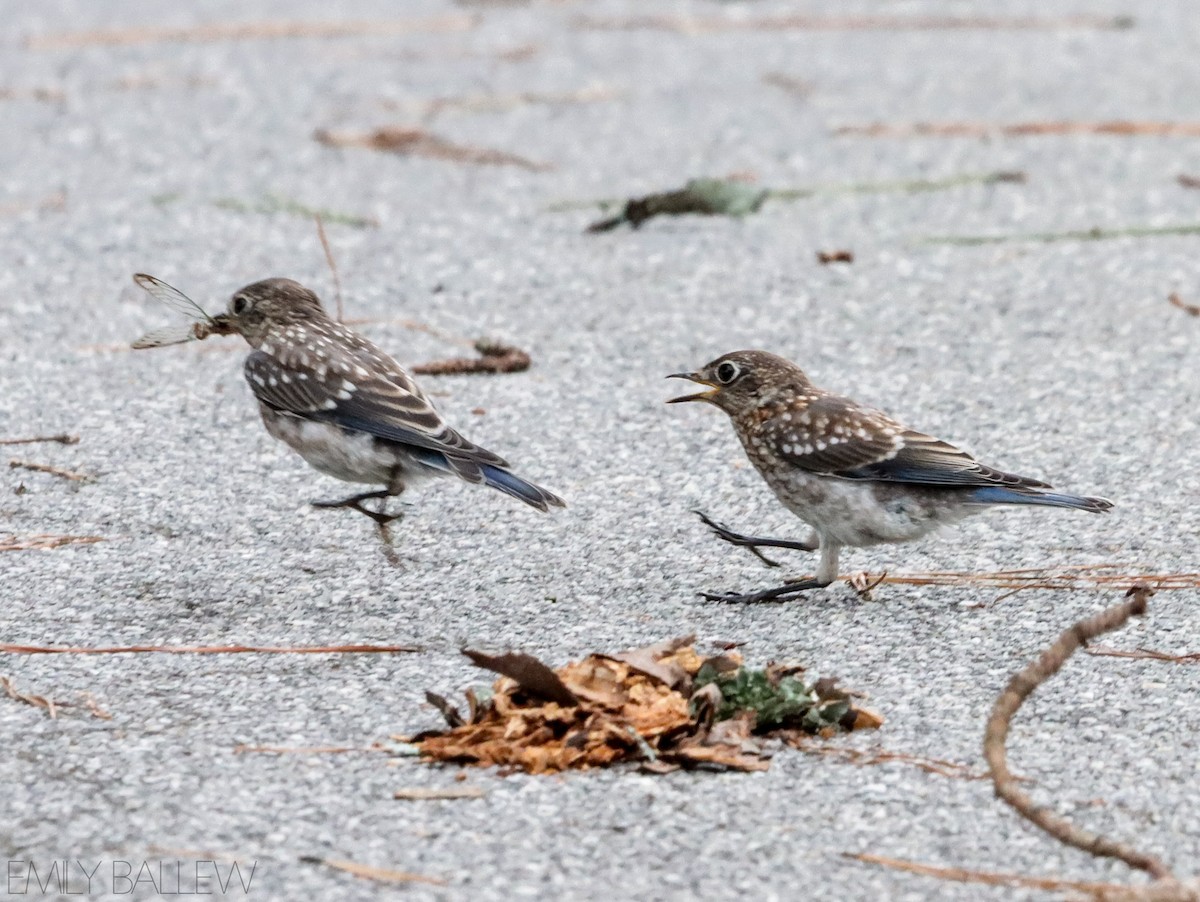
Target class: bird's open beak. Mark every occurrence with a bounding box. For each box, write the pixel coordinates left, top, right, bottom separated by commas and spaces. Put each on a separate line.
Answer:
666, 372, 719, 404
206, 313, 239, 337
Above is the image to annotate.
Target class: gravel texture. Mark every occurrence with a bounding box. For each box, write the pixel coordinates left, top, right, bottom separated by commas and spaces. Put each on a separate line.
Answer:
2, 1, 1199, 899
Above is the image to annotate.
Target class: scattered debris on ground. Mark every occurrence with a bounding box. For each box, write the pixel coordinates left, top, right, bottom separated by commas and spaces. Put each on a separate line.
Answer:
1, 675, 111, 720
788, 742, 995, 781
299, 856, 445, 887
853, 587, 1200, 901
393, 786, 485, 801
315, 126, 552, 171
1168, 293, 1200, 316
841, 565, 1200, 593
573, 172, 1023, 232
26, 15, 475, 50
385, 84, 618, 123
0, 191, 67, 217
407, 637, 882, 774
585, 178, 769, 232
574, 14, 1133, 34
837, 120, 1193, 138
412, 340, 531, 376
846, 853, 1124, 897
985, 588, 1175, 883
314, 216, 345, 321
0, 86, 66, 103
9, 459, 93, 482
234, 744, 380, 755
1088, 646, 1200, 664
0, 434, 78, 446
1, 534, 104, 552
817, 249, 854, 264
924, 224, 1200, 246
0, 642, 421, 655
761, 72, 813, 98
212, 193, 378, 229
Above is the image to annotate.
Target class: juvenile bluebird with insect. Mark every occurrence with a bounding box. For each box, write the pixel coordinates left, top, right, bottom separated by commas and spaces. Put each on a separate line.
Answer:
132, 274, 564, 527
668, 350, 1111, 603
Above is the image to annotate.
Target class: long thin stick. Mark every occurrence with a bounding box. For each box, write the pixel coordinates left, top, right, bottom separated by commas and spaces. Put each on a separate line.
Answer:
846, 567, 1200, 591
0, 434, 78, 446
576, 14, 1133, 33
924, 223, 1200, 246
9, 459, 92, 482
984, 587, 1173, 880
838, 120, 1198, 138
314, 215, 343, 322
845, 852, 1127, 895
27, 16, 475, 50
0, 642, 421, 655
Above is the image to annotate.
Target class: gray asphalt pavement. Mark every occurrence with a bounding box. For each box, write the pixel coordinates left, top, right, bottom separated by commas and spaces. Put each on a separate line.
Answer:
3, 1, 1200, 899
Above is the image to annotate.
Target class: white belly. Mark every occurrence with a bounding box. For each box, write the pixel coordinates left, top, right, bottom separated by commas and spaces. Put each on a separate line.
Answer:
758, 462, 975, 548
259, 406, 440, 489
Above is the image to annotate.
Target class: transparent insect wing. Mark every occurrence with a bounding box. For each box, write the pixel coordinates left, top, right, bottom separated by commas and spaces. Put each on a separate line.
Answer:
132, 273, 214, 323
130, 323, 203, 349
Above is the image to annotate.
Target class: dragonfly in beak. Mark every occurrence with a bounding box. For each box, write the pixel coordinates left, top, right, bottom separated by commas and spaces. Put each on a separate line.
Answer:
130, 273, 235, 349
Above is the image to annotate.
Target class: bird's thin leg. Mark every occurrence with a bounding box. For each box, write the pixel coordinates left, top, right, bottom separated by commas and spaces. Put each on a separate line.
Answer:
311, 489, 402, 527
694, 510, 818, 568
701, 544, 840, 604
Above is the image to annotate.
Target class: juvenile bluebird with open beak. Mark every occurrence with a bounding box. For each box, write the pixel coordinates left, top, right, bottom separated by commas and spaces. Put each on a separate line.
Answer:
209, 278, 564, 526
668, 350, 1110, 603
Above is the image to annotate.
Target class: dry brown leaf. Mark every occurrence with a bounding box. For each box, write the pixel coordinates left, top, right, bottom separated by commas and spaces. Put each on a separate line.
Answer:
604, 635, 695, 689
463, 648, 578, 706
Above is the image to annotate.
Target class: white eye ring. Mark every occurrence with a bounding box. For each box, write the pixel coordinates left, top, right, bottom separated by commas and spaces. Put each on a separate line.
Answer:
716, 361, 740, 385
231, 295, 251, 315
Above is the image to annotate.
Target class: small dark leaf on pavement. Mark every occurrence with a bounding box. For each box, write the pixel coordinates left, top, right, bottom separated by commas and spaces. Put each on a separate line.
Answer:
462, 648, 579, 707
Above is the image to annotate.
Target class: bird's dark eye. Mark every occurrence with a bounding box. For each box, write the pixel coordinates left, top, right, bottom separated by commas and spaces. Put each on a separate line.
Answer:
231, 295, 250, 315
716, 361, 740, 384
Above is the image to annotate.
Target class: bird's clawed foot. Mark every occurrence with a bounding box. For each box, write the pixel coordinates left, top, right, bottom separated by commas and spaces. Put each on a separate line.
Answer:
312, 490, 403, 528
700, 577, 831, 604
693, 510, 816, 568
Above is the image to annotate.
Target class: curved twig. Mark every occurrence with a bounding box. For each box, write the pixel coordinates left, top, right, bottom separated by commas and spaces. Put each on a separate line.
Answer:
984, 586, 1172, 880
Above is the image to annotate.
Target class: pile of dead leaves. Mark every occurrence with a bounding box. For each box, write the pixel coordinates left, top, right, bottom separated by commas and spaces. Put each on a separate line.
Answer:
408, 637, 882, 774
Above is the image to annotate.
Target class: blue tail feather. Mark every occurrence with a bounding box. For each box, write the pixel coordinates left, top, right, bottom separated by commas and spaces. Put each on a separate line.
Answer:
405, 449, 563, 512
480, 464, 564, 512
967, 486, 1112, 513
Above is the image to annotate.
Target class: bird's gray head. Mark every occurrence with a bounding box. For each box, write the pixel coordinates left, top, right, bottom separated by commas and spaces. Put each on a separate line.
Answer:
668, 350, 811, 416
217, 278, 327, 347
